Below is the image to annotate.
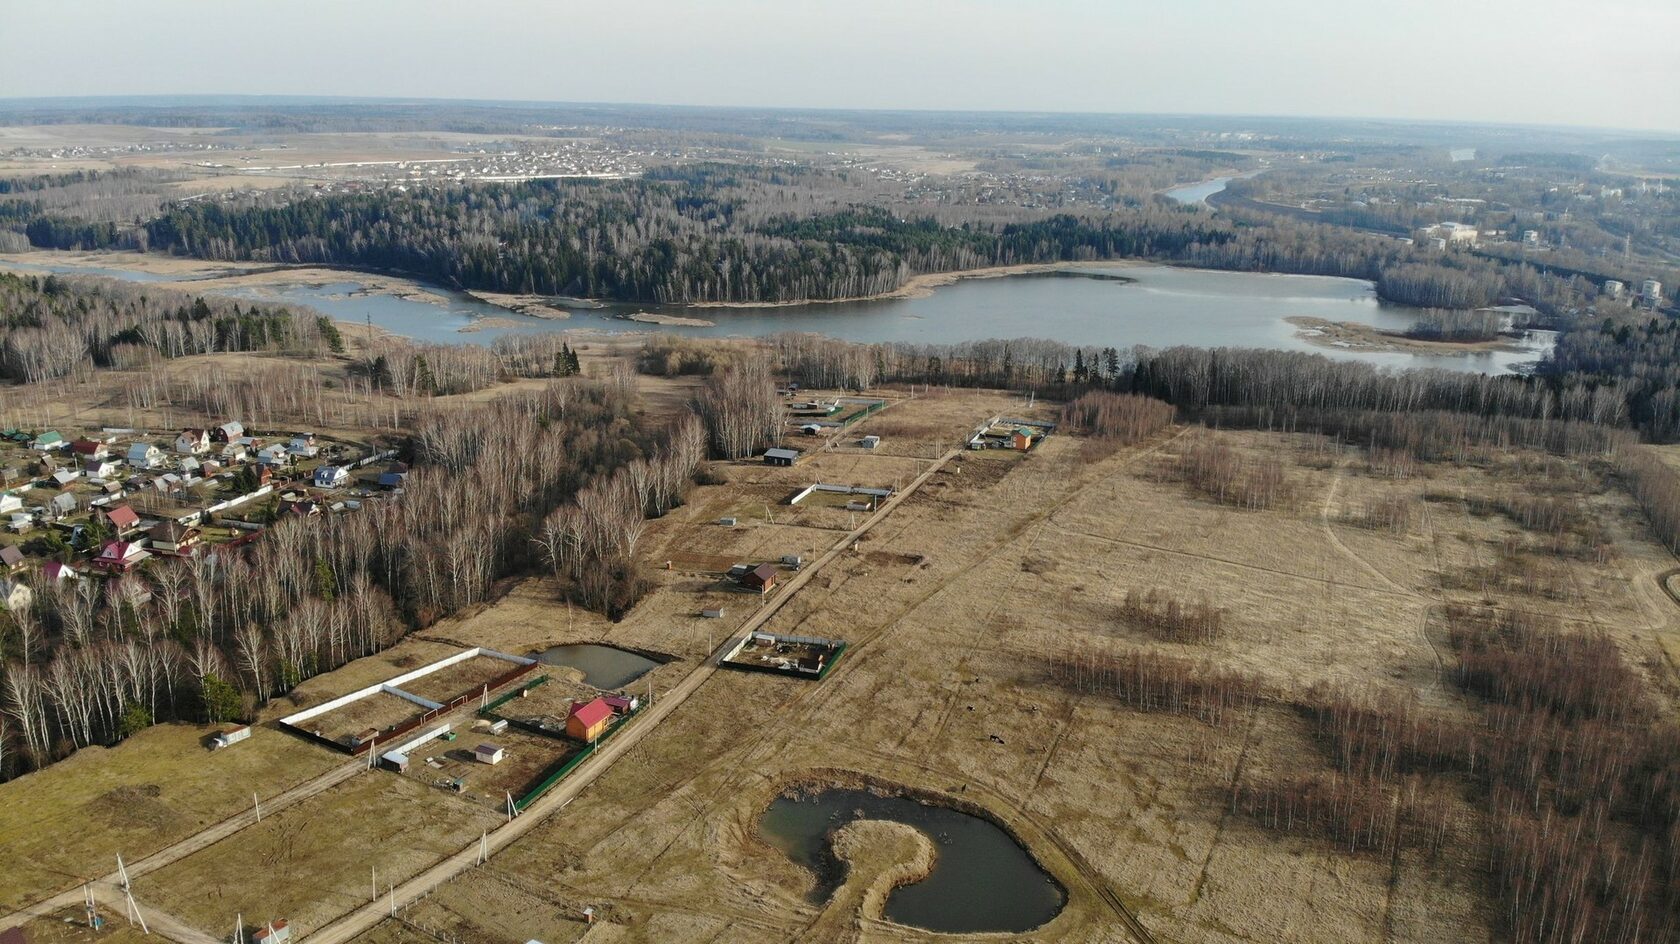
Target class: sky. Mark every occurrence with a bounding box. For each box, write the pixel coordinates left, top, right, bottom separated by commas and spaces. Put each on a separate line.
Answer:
3, 0, 1677, 133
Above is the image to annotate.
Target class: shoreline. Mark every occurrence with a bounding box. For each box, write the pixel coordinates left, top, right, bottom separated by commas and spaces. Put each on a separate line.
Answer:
686, 259, 1144, 309
1287, 316, 1532, 355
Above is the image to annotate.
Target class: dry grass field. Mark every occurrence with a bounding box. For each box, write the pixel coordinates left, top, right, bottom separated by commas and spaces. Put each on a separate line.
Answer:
0, 723, 342, 909
329, 395, 1680, 944
7, 386, 1677, 944
140, 772, 501, 938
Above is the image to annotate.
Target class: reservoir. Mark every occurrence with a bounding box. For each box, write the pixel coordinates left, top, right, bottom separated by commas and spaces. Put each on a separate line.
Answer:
759, 786, 1065, 934
533, 644, 659, 690
0, 256, 1551, 374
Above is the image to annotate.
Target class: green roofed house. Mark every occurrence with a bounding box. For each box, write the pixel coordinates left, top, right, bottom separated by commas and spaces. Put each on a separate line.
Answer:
31, 431, 64, 451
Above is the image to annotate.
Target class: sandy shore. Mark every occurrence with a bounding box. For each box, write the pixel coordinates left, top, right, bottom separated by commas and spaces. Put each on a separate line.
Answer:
464, 291, 571, 320
1288, 316, 1529, 355
620, 311, 718, 327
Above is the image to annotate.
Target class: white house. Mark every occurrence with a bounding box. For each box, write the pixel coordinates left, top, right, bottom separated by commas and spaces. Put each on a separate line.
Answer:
473, 743, 505, 765
41, 561, 78, 584
175, 429, 210, 455
84, 457, 120, 478
312, 465, 350, 489
7, 514, 33, 534
257, 444, 291, 466
0, 492, 21, 515
220, 441, 249, 462
127, 443, 164, 469
51, 469, 80, 487
288, 434, 319, 458
0, 579, 30, 612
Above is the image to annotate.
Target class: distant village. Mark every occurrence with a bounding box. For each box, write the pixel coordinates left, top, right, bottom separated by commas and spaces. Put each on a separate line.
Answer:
0, 421, 403, 605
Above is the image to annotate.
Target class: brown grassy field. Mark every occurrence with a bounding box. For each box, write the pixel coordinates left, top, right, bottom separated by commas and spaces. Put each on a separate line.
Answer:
0, 723, 342, 909
140, 772, 501, 938
10, 387, 1679, 944
335, 399, 1680, 944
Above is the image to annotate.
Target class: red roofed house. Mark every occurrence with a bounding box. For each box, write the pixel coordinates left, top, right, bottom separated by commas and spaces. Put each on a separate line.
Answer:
71, 438, 108, 459
92, 540, 150, 573
100, 504, 141, 535
741, 563, 779, 594
566, 697, 614, 742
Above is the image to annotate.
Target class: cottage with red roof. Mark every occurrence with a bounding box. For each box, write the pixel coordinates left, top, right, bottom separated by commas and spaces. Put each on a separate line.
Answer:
566, 697, 614, 742
71, 438, 108, 459
92, 540, 150, 573
100, 504, 141, 534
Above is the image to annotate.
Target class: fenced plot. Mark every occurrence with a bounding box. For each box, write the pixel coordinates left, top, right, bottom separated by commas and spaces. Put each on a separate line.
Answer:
277, 647, 539, 754
307, 691, 430, 747
395, 656, 521, 705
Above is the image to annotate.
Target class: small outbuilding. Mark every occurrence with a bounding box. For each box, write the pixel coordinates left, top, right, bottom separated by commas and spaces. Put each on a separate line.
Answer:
762, 448, 799, 467
474, 742, 505, 765
860, 435, 881, 449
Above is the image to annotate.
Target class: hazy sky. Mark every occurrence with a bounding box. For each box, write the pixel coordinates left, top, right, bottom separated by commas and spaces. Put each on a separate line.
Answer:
4, 0, 1677, 132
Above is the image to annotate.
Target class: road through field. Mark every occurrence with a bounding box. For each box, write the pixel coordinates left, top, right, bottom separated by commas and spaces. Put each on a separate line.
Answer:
0, 758, 368, 929
297, 446, 964, 944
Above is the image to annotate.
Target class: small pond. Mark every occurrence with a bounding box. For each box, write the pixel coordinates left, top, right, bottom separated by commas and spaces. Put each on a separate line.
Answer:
534, 643, 660, 690
759, 786, 1065, 934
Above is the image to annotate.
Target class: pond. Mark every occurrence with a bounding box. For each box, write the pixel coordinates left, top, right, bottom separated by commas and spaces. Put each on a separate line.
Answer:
759, 786, 1065, 934
0, 256, 1551, 374
533, 643, 660, 690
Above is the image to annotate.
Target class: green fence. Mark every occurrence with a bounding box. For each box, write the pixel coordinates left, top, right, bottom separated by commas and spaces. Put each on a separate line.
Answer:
511, 703, 643, 812
480, 675, 550, 717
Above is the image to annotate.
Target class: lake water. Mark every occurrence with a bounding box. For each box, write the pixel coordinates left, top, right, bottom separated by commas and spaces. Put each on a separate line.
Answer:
0, 257, 1551, 374
1164, 176, 1237, 204
759, 786, 1065, 934
534, 643, 659, 690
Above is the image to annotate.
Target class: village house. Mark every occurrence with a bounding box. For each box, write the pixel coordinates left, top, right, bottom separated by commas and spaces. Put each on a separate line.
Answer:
566, 698, 614, 742
219, 440, 250, 462
257, 444, 291, 467
47, 492, 78, 520
51, 469, 80, 487
6, 515, 32, 534
211, 421, 245, 444
83, 457, 120, 479
41, 560, 78, 584
92, 540, 150, 573
763, 448, 800, 467
148, 520, 202, 558
100, 504, 141, 535
126, 443, 164, 469
31, 431, 65, 451
0, 579, 31, 612
288, 434, 319, 458
0, 545, 24, 573
70, 438, 109, 459
175, 429, 211, 455
312, 465, 350, 489
741, 562, 780, 594
473, 743, 505, 765
0, 492, 21, 515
